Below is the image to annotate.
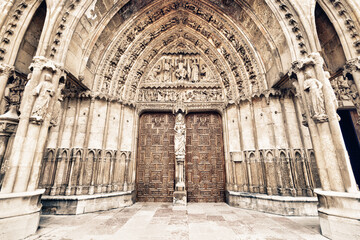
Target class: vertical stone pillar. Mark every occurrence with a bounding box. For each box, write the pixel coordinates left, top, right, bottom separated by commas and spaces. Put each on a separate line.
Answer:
344, 57, 360, 123
291, 53, 360, 239
344, 57, 360, 93
173, 112, 187, 205
0, 105, 18, 188
0, 56, 62, 239
0, 63, 14, 110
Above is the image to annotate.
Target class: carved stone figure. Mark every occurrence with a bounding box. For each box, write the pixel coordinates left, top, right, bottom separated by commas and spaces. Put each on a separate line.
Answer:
303, 71, 328, 122
149, 64, 161, 82
50, 83, 65, 126
163, 59, 172, 82
174, 113, 186, 156
190, 59, 199, 83
200, 64, 209, 81
175, 57, 188, 81
30, 74, 55, 123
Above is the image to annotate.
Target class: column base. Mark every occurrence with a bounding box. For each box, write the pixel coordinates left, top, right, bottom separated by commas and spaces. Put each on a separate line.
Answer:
173, 191, 187, 206
0, 189, 45, 240
315, 189, 360, 240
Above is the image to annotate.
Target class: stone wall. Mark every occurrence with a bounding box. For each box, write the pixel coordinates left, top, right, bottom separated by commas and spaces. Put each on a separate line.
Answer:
225, 95, 319, 197
40, 98, 136, 197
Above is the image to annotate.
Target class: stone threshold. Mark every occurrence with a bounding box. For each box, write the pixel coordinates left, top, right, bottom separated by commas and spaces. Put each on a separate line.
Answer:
41, 190, 135, 215
227, 191, 318, 216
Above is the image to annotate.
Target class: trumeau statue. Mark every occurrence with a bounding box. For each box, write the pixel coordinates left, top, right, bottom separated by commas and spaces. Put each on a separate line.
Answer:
303, 70, 328, 123
30, 74, 55, 123
174, 113, 186, 156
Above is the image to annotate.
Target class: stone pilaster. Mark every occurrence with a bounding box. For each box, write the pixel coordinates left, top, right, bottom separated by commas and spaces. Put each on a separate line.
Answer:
291, 52, 360, 239
0, 56, 62, 239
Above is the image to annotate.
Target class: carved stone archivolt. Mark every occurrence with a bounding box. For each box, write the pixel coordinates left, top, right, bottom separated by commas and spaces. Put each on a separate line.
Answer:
94, 0, 266, 110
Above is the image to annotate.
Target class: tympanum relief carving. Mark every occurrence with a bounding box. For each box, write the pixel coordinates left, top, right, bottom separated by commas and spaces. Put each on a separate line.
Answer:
137, 47, 223, 105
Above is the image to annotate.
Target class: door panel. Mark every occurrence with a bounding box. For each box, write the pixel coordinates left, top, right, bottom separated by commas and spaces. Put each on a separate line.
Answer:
136, 113, 175, 202
185, 113, 226, 202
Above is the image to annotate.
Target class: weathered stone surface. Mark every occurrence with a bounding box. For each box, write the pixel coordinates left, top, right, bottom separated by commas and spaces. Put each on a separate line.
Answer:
0, 0, 359, 239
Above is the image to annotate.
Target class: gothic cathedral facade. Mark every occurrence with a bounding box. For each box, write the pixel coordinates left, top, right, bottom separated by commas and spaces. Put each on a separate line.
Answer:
0, 0, 359, 239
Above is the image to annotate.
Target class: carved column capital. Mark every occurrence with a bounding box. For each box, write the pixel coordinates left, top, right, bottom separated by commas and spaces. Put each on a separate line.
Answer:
344, 57, 360, 75
0, 63, 14, 76
290, 52, 324, 75
29, 56, 63, 73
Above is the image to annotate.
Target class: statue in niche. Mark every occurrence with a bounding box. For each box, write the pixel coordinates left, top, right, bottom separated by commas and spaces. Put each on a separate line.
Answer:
163, 59, 172, 82
303, 70, 328, 123
190, 59, 200, 83
30, 73, 55, 123
149, 64, 161, 82
175, 56, 188, 81
174, 113, 186, 156
50, 83, 65, 126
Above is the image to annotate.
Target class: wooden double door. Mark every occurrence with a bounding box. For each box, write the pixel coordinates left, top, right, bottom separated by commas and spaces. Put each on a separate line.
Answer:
136, 112, 226, 202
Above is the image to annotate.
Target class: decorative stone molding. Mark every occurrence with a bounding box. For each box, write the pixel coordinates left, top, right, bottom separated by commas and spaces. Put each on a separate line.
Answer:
49, 0, 82, 59
40, 147, 132, 196
29, 56, 63, 73
275, 0, 308, 55
0, 1, 28, 61
327, 0, 360, 53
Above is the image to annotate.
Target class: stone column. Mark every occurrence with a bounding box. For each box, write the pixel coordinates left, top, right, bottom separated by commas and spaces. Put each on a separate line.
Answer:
0, 63, 14, 110
173, 112, 187, 205
291, 53, 360, 239
344, 57, 360, 93
0, 56, 62, 239
344, 57, 360, 123
0, 105, 18, 188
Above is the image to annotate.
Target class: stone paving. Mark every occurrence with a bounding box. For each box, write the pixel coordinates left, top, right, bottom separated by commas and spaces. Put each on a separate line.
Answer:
26, 202, 326, 240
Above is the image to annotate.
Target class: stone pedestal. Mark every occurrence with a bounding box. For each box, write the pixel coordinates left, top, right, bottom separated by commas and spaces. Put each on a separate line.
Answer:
174, 156, 187, 205
315, 189, 360, 240
0, 189, 45, 240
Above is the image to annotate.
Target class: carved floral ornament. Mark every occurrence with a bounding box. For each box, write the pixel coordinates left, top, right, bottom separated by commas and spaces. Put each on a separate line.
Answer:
93, 0, 266, 107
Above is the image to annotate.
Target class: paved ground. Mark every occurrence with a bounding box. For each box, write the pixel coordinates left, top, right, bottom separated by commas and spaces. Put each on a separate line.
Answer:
26, 202, 326, 240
